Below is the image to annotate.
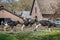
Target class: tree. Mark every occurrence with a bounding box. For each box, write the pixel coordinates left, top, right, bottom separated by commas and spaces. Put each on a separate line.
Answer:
19, 0, 33, 11
0, 0, 33, 11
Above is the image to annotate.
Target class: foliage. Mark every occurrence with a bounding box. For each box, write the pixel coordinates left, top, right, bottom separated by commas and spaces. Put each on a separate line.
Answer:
0, 31, 60, 40
0, 0, 33, 11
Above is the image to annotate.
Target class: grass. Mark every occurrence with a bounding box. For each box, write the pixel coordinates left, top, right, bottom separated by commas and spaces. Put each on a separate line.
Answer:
0, 26, 60, 40
0, 30, 60, 40
15, 31, 60, 40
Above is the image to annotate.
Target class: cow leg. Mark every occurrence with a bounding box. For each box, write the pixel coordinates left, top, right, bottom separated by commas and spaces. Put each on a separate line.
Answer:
47, 23, 52, 32
33, 24, 41, 32
4, 26, 6, 31
10, 26, 15, 32
48, 27, 52, 32
21, 24, 25, 31
4, 25, 8, 31
4, 23, 8, 31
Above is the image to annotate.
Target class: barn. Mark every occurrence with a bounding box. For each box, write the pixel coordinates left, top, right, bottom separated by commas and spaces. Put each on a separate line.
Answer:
0, 6, 23, 25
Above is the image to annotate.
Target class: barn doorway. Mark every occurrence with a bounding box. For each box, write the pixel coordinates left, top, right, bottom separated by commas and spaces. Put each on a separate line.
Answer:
0, 18, 4, 25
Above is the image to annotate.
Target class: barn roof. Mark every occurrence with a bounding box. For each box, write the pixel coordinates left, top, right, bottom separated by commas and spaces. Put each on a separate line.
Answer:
30, 0, 60, 14
15, 11, 31, 18
0, 6, 21, 18
0, 6, 23, 21
0, 6, 31, 20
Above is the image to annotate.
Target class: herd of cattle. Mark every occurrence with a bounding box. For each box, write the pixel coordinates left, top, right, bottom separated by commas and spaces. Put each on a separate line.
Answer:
0, 18, 59, 32
0, 18, 57, 28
